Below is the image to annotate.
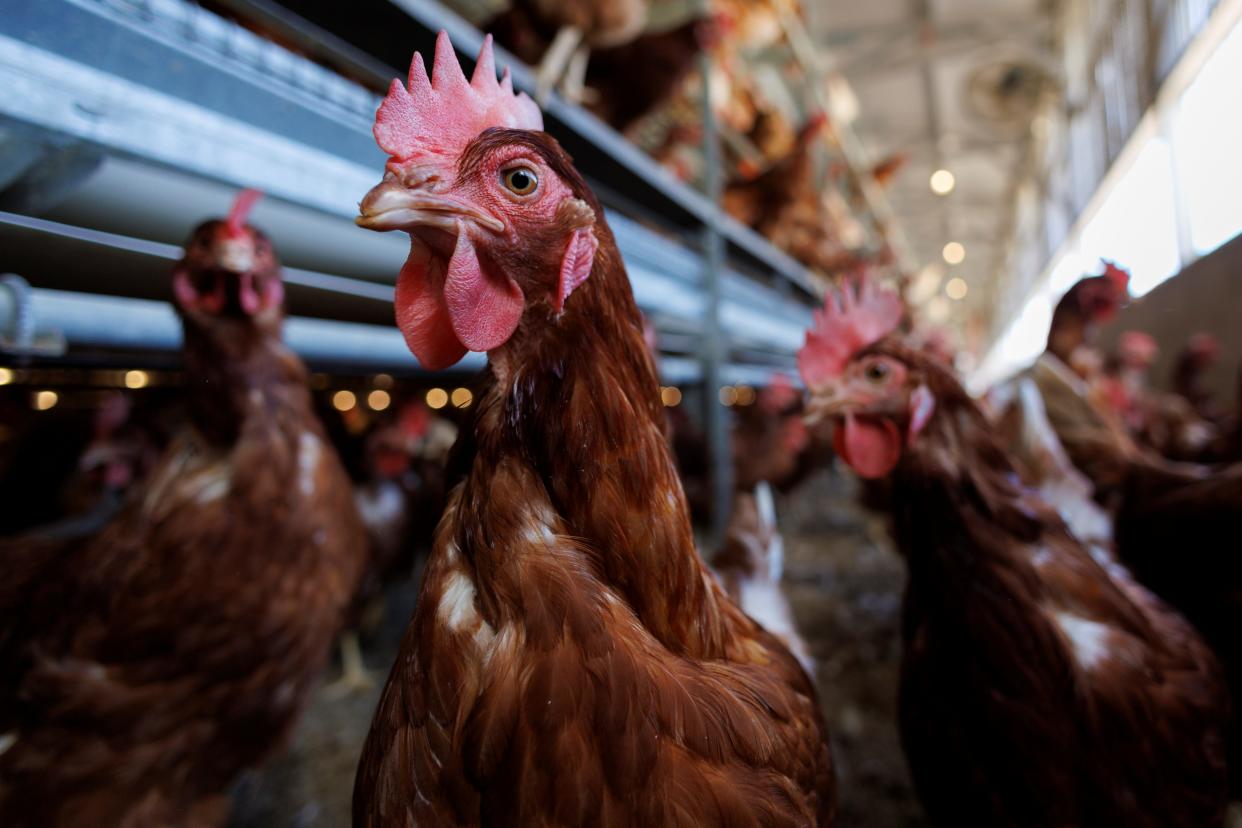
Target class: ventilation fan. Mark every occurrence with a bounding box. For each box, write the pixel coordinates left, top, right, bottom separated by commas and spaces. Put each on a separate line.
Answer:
964, 58, 1058, 135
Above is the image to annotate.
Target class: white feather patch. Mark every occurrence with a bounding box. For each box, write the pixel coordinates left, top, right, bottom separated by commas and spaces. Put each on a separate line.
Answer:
298, 431, 321, 497
438, 570, 481, 632
1054, 611, 1111, 670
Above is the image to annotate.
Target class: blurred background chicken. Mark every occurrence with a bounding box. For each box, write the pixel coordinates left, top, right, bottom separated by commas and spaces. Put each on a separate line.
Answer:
801, 280, 1229, 826
0, 192, 366, 825
711, 482, 815, 676
486, 0, 648, 102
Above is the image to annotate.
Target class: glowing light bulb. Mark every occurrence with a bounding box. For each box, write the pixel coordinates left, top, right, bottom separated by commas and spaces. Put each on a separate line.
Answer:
929, 169, 955, 195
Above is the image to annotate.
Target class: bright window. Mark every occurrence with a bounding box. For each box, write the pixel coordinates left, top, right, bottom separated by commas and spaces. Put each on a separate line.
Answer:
1077, 136, 1181, 297
1171, 16, 1242, 256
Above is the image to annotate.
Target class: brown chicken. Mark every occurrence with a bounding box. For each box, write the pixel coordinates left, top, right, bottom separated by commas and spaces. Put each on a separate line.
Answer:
1045, 262, 1130, 368
488, 0, 647, 102
0, 191, 366, 826
1030, 357, 1242, 794
723, 113, 827, 235
733, 374, 830, 494
490, 7, 715, 133
799, 279, 1229, 826
351, 33, 835, 825
1171, 332, 1223, 422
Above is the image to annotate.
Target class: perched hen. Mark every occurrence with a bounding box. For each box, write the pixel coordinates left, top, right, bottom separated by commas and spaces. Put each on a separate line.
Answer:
490, 7, 714, 132
0, 192, 366, 826
722, 113, 827, 236
352, 33, 835, 826
799, 280, 1229, 827
487, 0, 647, 102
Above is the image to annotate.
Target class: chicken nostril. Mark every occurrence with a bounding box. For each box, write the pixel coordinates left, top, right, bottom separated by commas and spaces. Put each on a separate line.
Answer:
398, 167, 442, 191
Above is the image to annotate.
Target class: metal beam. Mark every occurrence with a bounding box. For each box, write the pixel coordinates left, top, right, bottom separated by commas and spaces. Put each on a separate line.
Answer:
700, 50, 732, 546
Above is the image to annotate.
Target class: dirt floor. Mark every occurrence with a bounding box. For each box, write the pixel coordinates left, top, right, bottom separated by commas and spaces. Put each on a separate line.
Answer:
230, 464, 929, 827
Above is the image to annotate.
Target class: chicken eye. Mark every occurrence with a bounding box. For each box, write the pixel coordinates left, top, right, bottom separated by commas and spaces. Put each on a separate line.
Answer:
864, 361, 890, 383
502, 167, 538, 196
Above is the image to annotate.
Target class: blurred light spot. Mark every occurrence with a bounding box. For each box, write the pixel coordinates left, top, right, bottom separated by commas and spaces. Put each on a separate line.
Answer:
942, 242, 965, 264
930, 169, 955, 195
734, 385, 756, 406
0, 367, 13, 385
367, 389, 391, 411
332, 390, 356, 411
451, 388, 473, 408
124, 370, 149, 389
372, 373, 394, 390
425, 388, 448, 409
661, 386, 682, 407
927, 296, 951, 323
310, 373, 330, 390
945, 277, 969, 300
34, 390, 58, 411
719, 386, 738, 406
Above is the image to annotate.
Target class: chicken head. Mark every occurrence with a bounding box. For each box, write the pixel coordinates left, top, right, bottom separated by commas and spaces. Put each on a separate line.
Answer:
799, 278, 932, 479
357, 32, 599, 370
173, 188, 283, 320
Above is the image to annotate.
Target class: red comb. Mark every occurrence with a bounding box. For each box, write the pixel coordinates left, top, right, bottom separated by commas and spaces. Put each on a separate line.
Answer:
225, 188, 263, 237
1102, 260, 1130, 294
374, 31, 542, 165
797, 278, 903, 389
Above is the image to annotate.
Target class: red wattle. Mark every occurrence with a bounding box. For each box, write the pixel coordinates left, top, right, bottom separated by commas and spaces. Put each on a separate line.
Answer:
835, 414, 902, 479
394, 243, 468, 371
442, 228, 524, 352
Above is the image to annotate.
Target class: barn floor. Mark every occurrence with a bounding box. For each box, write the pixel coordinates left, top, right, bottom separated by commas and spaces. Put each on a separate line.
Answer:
230, 466, 928, 827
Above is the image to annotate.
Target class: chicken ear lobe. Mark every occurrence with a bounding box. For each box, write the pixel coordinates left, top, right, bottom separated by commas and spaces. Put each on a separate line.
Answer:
907, 384, 935, 445
555, 225, 598, 313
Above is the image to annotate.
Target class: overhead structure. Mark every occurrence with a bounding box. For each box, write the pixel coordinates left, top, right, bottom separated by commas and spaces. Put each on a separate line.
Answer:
809, 0, 1060, 351
0, 0, 824, 382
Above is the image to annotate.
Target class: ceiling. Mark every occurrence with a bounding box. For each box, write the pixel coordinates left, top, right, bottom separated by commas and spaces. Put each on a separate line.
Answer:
809, 0, 1059, 351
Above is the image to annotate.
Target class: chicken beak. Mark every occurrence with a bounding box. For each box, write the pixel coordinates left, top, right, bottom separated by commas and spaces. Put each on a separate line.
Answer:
804, 388, 846, 425
356, 177, 504, 234
213, 238, 255, 274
